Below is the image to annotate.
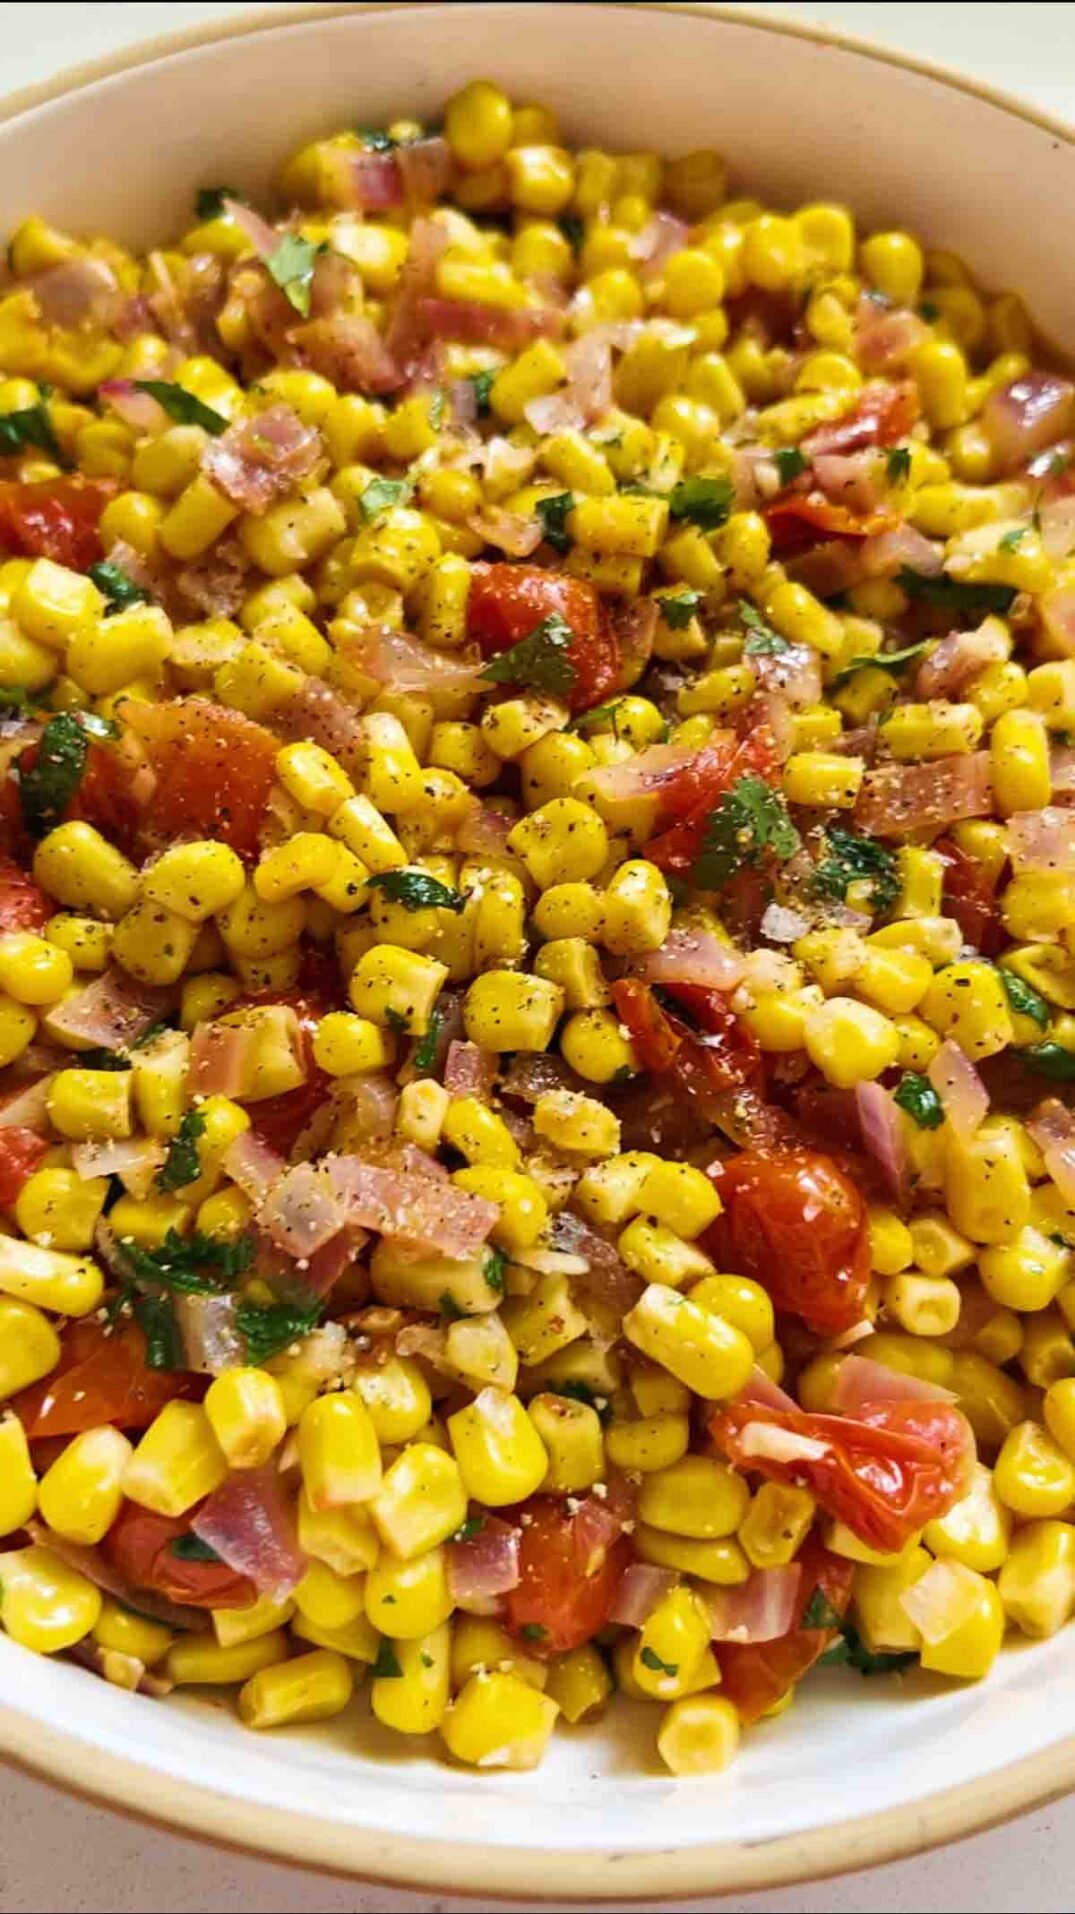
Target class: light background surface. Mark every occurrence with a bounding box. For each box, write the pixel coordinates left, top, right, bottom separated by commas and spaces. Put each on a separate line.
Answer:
0, 3, 1072, 1909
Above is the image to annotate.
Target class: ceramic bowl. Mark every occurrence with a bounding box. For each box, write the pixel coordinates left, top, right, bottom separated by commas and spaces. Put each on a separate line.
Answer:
1, 5, 1074, 1899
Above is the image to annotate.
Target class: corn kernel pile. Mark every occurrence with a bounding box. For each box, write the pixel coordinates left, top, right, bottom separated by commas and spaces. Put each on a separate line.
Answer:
1, 78, 1075, 1781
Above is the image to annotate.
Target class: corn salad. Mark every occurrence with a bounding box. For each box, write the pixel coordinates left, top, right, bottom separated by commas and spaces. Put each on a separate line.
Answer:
0, 80, 1073, 1782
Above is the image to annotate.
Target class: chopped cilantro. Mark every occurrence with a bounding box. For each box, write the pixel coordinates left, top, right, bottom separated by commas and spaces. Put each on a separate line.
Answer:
535, 491, 575, 555
918, 299, 940, 323
566, 698, 625, 734
660, 589, 704, 630
131, 380, 228, 435
834, 639, 930, 688
18, 711, 118, 839
519, 1623, 547, 1643
802, 1588, 845, 1631
452, 1515, 487, 1544
359, 475, 413, 520
371, 1642, 402, 1678
820, 1620, 917, 1677
668, 474, 734, 531
0, 394, 69, 468
132, 1293, 182, 1371
559, 214, 585, 253
412, 1006, 443, 1076
88, 560, 153, 614
690, 774, 800, 893
439, 1291, 466, 1321
468, 368, 495, 418
365, 868, 465, 913
998, 525, 1027, 552
886, 446, 912, 484
999, 968, 1050, 1031
813, 825, 898, 913
235, 1299, 322, 1366
156, 1109, 207, 1193
169, 1533, 222, 1563
893, 1071, 944, 1130
74, 1047, 132, 1072
480, 612, 577, 698
639, 1646, 678, 1677
1019, 1042, 1075, 1081
195, 186, 243, 222
740, 600, 791, 657
0, 688, 31, 714
264, 233, 323, 318
420, 1653, 435, 1668
484, 1247, 506, 1295
772, 445, 808, 485
896, 568, 1017, 617
122, 1228, 256, 1296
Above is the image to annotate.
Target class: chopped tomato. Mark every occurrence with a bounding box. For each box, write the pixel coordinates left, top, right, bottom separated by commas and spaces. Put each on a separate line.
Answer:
242, 989, 333, 1158
612, 977, 761, 1124
467, 562, 619, 714
709, 1395, 974, 1556
12, 1319, 198, 1441
765, 492, 895, 550
643, 725, 780, 875
503, 1491, 632, 1655
716, 1538, 854, 1723
0, 856, 51, 931
0, 476, 115, 571
802, 381, 919, 459
0, 1127, 49, 1206
122, 699, 279, 858
707, 1146, 869, 1337
102, 1501, 256, 1610
936, 835, 1005, 957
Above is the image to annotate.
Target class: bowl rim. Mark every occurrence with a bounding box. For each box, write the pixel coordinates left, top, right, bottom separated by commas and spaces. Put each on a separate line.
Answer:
2, 1, 1075, 1898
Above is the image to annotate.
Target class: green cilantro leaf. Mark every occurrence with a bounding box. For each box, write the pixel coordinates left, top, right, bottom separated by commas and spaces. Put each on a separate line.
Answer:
264, 233, 323, 318
371, 1641, 403, 1678
122, 1229, 256, 1296
195, 186, 244, 222
0, 688, 31, 715
1019, 1042, 1075, 1081
519, 1623, 548, 1643
169, 1533, 222, 1562
71, 1047, 132, 1072
639, 1646, 678, 1677
365, 868, 465, 913
896, 567, 1017, 618
740, 600, 791, 657
918, 300, 940, 323
132, 1293, 182, 1370
834, 639, 930, 688
886, 446, 912, 484
452, 1515, 487, 1544
480, 612, 577, 697
819, 1620, 917, 1677
772, 446, 808, 486
235, 1299, 323, 1366
999, 968, 1050, 1031
468, 369, 495, 418
132, 380, 228, 435
893, 1071, 944, 1130
156, 1109, 208, 1193
18, 712, 118, 839
484, 1247, 506, 1295
559, 215, 585, 254
356, 128, 396, 151
690, 774, 800, 892
660, 589, 704, 630
535, 491, 575, 555
0, 396, 69, 468
802, 1588, 845, 1631
412, 1006, 443, 1076
553, 1377, 611, 1424
438, 1291, 466, 1322
668, 474, 734, 531
359, 475, 413, 520
998, 526, 1027, 552
566, 698, 625, 734
88, 560, 153, 614
813, 825, 898, 913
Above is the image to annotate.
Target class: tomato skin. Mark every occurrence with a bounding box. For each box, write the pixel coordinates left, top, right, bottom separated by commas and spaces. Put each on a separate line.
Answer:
936, 836, 1005, 957
709, 1397, 974, 1556
643, 726, 779, 875
121, 699, 279, 858
716, 1538, 854, 1723
0, 477, 115, 570
706, 1146, 869, 1337
765, 493, 894, 549
0, 1127, 49, 1205
0, 856, 51, 931
612, 978, 762, 1129
503, 1493, 632, 1655
102, 1501, 256, 1610
803, 381, 919, 458
12, 1319, 198, 1441
467, 563, 619, 714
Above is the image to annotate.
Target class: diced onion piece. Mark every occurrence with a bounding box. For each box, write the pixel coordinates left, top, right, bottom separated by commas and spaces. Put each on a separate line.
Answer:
927, 1039, 988, 1142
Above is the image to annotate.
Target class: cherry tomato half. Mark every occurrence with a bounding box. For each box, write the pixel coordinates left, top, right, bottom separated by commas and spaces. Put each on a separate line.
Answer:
102, 1501, 256, 1610
643, 725, 780, 875
802, 381, 920, 459
716, 1538, 854, 1723
12, 1319, 198, 1441
706, 1145, 870, 1337
467, 562, 620, 714
765, 492, 895, 550
0, 1127, 49, 1206
503, 1491, 632, 1655
0, 476, 115, 570
122, 699, 280, 858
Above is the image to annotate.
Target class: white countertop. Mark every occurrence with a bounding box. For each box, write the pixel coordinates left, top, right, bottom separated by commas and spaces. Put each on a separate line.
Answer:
0, 4, 1073, 1909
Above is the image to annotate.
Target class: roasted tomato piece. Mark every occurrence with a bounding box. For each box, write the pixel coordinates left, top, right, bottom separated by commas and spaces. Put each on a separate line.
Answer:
643, 726, 780, 875
802, 381, 920, 458
936, 835, 1005, 956
0, 855, 51, 931
765, 492, 894, 549
0, 1127, 49, 1206
716, 1539, 854, 1723
0, 476, 115, 570
102, 1501, 256, 1610
706, 1145, 870, 1338
467, 562, 619, 713
612, 978, 761, 1125
122, 699, 279, 857
12, 1319, 198, 1440
503, 1492, 632, 1655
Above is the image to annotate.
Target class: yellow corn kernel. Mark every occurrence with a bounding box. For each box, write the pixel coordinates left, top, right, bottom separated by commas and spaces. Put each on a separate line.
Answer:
462, 969, 563, 1053
166, 1629, 289, 1687
293, 1558, 366, 1633
923, 1462, 1011, 1574
236, 1647, 353, 1730
656, 1692, 739, 1775
93, 1597, 172, 1667
365, 1545, 453, 1640
111, 897, 199, 987
123, 1401, 227, 1517
529, 1088, 617, 1160
13, 1167, 106, 1254
348, 943, 447, 1038
543, 1643, 612, 1724
203, 1367, 287, 1471
0, 1415, 36, 1537
370, 1622, 451, 1735
299, 1393, 382, 1511
979, 1227, 1069, 1312
448, 1387, 549, 1506
0, 1297, 59, 1400
624, 1283, 753, 1401
33, 820, 138, 920
369, 1443, 467, 1560
911, 1559, 1005, 1680
945, 1127, 1030, 1246
884, 1271, 961, 1337
142, 841, 245, 924
991, 708, 1052, 816
442, 1668, 558, 1770
619, 1220, 714, 1291
736, 1480, 816, 1571
919, 958, 1014, 1060
852, 1544, 933, 1653
634, 1523, 748, 1586
508, 798, 608, 889
998, 1519, 1075, 1638
43, 913, 112, 974
67, 604, 172, 697
0, 1234, 102, 1317
995, 1418, 1075, 1517
637, 1453, 750, 1539
527, 1393, 605, 1492
349, 1355, 430, 1448
533, 938, 610, 1013
803, 995, 899, 1088
212, 1593, 295, 1649
0, 1544, 102, 1653
559, 1007, 638, 1084
633, 1587, 715, 1702
38, 1425, 131, 1545
442, 1094, 522, 1169
637, 1161, 721, 1238
605, 1411, 689, 1474
500, 1272, 587, 1368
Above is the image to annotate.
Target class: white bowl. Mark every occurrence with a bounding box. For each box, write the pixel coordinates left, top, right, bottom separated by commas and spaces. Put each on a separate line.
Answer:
2, 5, 1075, 1899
